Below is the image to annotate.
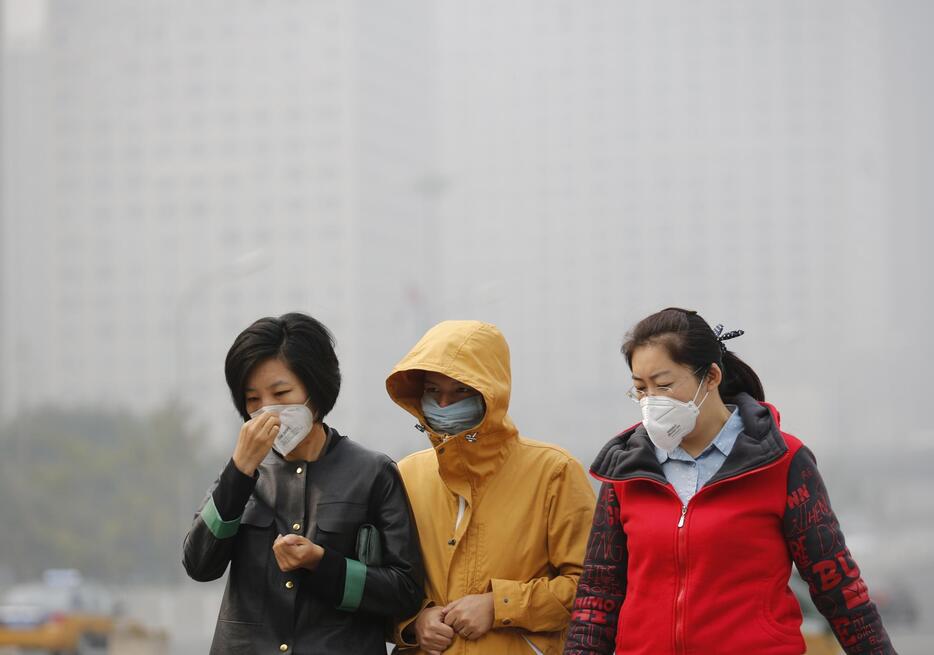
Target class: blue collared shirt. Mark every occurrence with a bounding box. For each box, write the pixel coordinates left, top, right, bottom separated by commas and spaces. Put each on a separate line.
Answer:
655, 406, 744, 506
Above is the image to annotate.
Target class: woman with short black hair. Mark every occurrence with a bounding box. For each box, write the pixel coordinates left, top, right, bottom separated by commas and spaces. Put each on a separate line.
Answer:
564, 308, 895, 655
184, 312, 424, 655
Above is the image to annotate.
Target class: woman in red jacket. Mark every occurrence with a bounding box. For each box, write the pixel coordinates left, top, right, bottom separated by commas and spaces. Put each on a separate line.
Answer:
564, 308, 895, 655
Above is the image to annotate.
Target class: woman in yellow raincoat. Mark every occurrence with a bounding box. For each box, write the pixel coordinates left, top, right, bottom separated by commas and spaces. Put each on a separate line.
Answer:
387, 320, 596, 655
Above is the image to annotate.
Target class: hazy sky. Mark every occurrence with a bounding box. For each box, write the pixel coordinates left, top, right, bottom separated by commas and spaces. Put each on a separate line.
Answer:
1, 0, 932, 631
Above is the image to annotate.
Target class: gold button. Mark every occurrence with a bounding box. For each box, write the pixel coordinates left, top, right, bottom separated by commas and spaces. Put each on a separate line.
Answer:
285, 580, 294, 589
279, 644, 289, 652
296, 467, 303, 474
448, 538, 456, 546
292, 523, 301, 531
503, 597, 509, 604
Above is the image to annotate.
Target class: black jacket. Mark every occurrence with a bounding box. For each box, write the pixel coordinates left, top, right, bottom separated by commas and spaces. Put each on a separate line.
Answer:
183, 427, 424, 654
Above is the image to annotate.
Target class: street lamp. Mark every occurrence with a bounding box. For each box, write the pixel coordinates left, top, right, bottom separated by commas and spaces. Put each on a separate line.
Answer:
173, 249, 269, 393
172, 248, 269, 579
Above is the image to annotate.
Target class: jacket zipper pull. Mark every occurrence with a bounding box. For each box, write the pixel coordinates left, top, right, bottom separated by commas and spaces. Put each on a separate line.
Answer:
677, 505, 687, 528
415, 424, 426, 433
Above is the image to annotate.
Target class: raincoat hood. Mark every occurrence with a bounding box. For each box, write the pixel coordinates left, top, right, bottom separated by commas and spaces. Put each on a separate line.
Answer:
386, 320, 519, 490
387, 320, 517, 439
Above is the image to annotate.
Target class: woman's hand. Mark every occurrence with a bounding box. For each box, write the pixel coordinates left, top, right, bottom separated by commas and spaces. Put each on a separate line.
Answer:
232, 411, 281, 476
272, 534, 324, 572
442, 593, 494, 641
414, 605, 455, 654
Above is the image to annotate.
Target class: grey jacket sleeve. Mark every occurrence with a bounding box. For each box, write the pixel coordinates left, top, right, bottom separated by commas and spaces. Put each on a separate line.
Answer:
355, 460, 425, 618
182, 459, 258, 582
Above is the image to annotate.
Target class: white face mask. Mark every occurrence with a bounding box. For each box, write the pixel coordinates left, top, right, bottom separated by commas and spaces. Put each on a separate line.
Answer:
249, 400, 315, 457
639, 378, 709, 453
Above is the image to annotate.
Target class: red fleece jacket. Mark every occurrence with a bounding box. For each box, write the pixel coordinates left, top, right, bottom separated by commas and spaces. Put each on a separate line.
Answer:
564, 394, 894, 655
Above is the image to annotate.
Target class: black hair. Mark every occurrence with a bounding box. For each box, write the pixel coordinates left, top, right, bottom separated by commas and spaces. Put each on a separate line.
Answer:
224, 312, 341, 421
621, 307, 764, 401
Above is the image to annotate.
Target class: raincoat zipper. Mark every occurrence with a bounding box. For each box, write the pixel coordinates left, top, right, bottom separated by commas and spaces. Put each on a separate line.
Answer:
455, 495, 466, 531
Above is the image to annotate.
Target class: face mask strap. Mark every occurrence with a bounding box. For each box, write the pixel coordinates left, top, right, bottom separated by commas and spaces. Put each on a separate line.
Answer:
302, 397, 318, 423
691, 364, 712, 409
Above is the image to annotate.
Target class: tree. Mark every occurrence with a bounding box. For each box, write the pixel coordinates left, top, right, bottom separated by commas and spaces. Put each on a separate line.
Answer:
0, 405, 216, 583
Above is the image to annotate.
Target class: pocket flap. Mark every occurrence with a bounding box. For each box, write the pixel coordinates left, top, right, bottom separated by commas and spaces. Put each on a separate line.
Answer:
241, 499, 275, 527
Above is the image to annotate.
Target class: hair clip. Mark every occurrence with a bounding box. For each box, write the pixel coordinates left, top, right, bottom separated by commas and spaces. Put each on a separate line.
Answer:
713, 324, 745, 353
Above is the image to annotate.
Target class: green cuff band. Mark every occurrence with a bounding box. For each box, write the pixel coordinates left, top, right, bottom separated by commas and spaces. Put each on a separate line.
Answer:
337, 559, 367, 612
201, 496, 241, 539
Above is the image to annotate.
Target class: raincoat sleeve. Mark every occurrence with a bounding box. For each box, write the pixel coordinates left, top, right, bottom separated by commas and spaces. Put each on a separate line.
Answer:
393, 599, 434, 649
182, 459, 258, 582
563, 482, 627, 654
783, 447, 895, 654
489, 458, 596, 633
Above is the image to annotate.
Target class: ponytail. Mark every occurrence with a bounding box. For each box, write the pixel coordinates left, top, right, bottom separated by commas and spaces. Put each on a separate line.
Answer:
719, 350, 764, 402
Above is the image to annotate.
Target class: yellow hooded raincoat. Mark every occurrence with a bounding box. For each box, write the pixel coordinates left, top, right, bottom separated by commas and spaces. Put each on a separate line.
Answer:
387, 321, 595, 655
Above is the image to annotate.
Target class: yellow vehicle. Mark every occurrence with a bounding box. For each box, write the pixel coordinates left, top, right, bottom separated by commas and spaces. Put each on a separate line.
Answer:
0, 571, 115, 654
804, 631, 842, 655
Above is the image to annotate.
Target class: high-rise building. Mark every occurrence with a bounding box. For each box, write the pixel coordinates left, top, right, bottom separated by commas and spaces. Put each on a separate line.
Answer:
431, 0, 894, 456
0, 0, 926, 463
0, 0, 438, 450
